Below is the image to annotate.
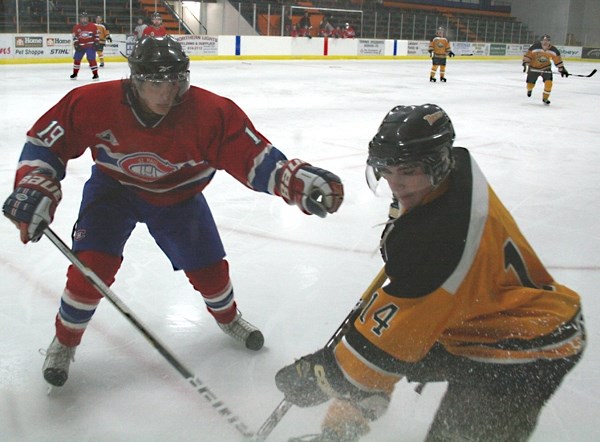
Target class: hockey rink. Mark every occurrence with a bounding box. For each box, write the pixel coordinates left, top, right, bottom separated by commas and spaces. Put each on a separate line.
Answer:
0, 58, 599, 441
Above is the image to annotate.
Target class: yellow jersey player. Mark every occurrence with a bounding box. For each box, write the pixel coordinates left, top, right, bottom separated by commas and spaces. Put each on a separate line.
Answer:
94, 15, 112, 67
276, 104, 585, 442
428, 27, 454, 82
523, 34, 569, 105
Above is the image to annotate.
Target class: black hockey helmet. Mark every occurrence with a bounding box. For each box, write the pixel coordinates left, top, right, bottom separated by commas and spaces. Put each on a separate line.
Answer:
367, 104, 455, 187
128, 36, 190, 98
80, 11, 89, 22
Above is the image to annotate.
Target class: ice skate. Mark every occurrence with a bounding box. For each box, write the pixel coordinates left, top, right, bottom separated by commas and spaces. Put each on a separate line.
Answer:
70, 73, 77, 79
440, 77, 447, 82
527, 90, 532, 97
543, 98, 551, 105
42, 336, 76, 387
429, 77, 436, 82
92, 73, 99, 80
218, 311, 264, 350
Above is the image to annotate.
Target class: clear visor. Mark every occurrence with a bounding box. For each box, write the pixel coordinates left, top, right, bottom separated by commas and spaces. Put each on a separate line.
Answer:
365, 165, 392, 198
131, 71, 189, 83
365, 161, 426, 197
131, 71, 190, 99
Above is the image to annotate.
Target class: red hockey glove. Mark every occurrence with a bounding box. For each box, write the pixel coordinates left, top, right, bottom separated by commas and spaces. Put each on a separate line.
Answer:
3, 169, 62, 243
275, 159, 344, 217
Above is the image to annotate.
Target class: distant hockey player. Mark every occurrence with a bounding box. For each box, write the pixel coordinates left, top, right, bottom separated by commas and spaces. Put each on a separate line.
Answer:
522, 34, 569, 105
142, 12, 167, 37
70, 11, 99, 80
428, 27, 454, 82
94, 15, 112, 68
275, 104, 585, 442
2, 36, 344, 388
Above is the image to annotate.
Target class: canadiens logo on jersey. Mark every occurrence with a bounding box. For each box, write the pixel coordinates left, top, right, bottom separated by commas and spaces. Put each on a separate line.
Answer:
118, 153, 178, 182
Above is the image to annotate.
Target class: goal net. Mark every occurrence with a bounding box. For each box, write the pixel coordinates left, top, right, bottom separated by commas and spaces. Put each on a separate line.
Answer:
289, 5, 363, 38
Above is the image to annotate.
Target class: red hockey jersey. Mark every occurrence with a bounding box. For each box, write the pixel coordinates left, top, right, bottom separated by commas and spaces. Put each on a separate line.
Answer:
15, 81, 288, 206
72, 22, 99, 49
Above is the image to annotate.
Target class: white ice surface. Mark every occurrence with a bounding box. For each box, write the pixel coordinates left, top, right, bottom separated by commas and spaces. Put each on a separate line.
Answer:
0, 58, 599, 441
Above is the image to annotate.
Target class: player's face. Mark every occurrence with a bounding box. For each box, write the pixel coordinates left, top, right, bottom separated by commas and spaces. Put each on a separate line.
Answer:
541, 39, 551, 49
377, 164, 433, 209
137, 80, 180, 115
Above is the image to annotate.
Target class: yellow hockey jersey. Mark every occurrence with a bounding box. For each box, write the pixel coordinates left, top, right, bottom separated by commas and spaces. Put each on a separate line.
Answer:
96, 23, 111, 44
523, 42, 565, 72
429, 36, 452, 58
334, 147, 584, 393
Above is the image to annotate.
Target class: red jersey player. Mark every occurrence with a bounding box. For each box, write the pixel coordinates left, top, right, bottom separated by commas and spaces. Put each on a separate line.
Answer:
71, 11, 99, 80
142, 12, 167, 37
3, 36, 344, 387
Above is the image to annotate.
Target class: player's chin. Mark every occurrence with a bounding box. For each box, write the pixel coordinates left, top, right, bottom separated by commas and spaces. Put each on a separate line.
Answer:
148, 103, 174, 115
395, 193, 422, 210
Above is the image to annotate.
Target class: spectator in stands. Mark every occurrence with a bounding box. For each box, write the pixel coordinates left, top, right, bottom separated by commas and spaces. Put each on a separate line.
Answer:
134, 17, 147, 40
95, 15, 112, 68
319, 15, 335, 38
429, 27, 454, 83
342, 22, 356, 39
298, 11, 312, 39
284, 14, 292, 36
142, 12, 167, 37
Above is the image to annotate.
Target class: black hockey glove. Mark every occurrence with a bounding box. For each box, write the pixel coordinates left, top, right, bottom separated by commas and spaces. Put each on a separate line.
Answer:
522, 62, 528, 72
2, 169, 62, 244
275, 159, 344, 218
560, 68, 570, 77
448, 51, 455, 57
106, 36, 113, 43
275, 349, 333, 407
276, 347, 392, 419
428, 50, 433, 58
73, 42, 81, 51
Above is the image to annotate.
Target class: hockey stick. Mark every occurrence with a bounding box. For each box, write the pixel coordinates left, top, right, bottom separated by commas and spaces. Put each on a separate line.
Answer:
252, 267, 388, 442
528, 68, 597, 77
42, 227, 254, 439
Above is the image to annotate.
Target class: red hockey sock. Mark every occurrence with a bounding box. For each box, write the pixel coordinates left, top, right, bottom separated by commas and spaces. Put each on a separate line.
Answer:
186, 260, 237, 324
